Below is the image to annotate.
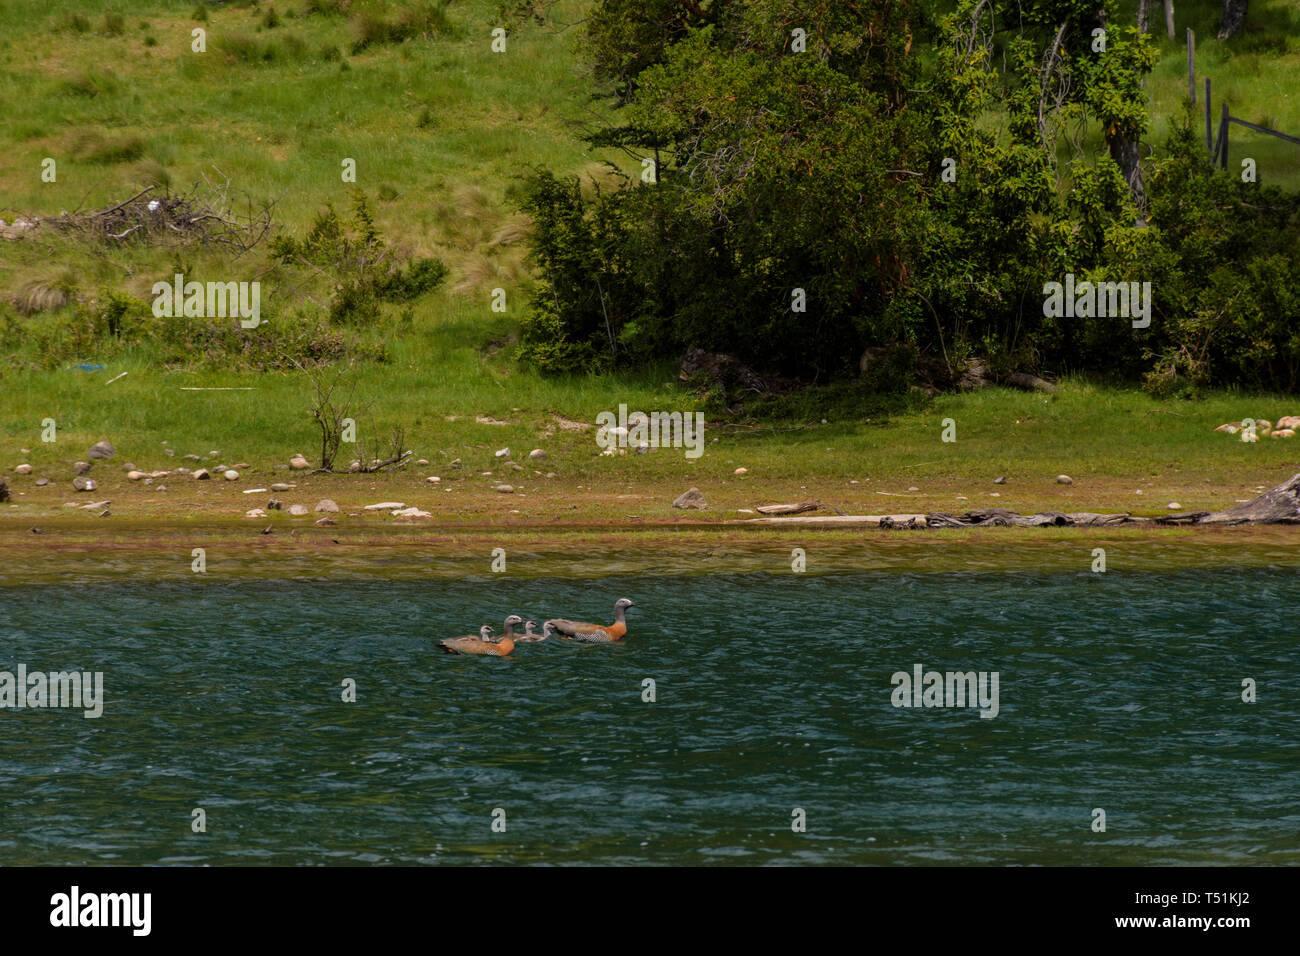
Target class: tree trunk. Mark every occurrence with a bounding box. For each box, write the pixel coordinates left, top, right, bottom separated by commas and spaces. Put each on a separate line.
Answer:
1107, 131, 1147, 207
1217, 0, 1249, 39
1138, 0, 1151, 33
1164, 0, 1175, 37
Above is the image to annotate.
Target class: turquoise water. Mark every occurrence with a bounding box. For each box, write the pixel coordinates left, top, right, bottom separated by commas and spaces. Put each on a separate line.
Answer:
1, 563, 1298, 865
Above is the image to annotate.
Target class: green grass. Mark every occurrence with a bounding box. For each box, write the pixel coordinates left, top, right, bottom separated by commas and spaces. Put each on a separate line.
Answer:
1136, 0, 1300, 189
1, 0, 1299, 519
0, 0, 620, 312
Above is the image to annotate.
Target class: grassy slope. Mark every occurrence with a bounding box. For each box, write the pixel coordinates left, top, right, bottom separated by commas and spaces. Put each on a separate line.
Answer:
1135, 0, 1300, 188
1, 1, 1299, 534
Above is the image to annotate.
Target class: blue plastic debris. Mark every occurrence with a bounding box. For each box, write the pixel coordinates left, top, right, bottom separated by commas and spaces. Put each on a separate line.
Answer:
76, 364, 105, 372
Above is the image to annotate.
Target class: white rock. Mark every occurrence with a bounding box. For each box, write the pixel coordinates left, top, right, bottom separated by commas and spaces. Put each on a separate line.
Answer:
127, 470, 145, 481
242, 488, 268, 494
289, 455, 310, 470
193, 469, 211, 480
426, 476, 441, 483
734, 467, 748, 475
1056, 475, 1073, 484
364, 501, 407, 511
315, 499, 339, 513
391, 507, 432, 518
495, 448, 511, 458
1167, 502, 1182, 510
223, 470, 239, 481
245, 508, 267, 518
529, 449, 547, 460
288, 504, 310, 516
15, 464, 32, 475
494, 485, 514, 494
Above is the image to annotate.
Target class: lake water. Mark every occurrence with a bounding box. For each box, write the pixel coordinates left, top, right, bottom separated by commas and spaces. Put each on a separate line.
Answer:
2, 545, 1298, 865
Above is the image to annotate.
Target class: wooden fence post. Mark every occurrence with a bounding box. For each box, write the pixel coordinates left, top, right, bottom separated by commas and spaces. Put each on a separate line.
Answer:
1205, 78, 1213, 154
1187, 29, 1195, 104
1220, 103, 1230, 170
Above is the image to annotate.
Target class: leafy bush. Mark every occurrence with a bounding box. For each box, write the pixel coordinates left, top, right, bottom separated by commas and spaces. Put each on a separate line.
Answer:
16, 292, 386, 371
270, 190, 447, 325
514, 0, 1300, 395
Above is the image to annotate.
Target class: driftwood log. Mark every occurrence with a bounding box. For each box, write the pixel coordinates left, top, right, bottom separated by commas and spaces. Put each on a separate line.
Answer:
1196, 472, 1300, 525
737, 474, 1300, 530
755, 500, 820, 516
925, 473, 1300, 529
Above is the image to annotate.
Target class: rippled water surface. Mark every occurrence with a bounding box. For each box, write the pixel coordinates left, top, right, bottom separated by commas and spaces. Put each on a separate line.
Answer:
2, 553, 1298, 865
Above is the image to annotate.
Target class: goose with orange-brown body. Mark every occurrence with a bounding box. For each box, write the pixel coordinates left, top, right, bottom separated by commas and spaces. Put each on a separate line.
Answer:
439, 625, 514, 656
546, 598, 635, 643
515, 619, 550, 643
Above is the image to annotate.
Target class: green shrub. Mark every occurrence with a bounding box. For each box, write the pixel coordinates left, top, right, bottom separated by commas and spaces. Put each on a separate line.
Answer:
270, 190, 447, 326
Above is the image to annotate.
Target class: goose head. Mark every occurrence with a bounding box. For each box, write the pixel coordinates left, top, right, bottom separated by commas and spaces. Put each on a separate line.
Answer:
523, 619, 538, 636
479, 625, 495, 640
504, 614, 524, 631
613, 597, 635, 617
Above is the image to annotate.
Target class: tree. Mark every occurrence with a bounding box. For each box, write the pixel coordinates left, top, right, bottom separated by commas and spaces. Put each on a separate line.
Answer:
1217, 0, 1249, 39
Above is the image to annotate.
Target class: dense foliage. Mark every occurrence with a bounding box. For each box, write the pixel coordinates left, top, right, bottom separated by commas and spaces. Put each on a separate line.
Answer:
515, 0, 1300, 395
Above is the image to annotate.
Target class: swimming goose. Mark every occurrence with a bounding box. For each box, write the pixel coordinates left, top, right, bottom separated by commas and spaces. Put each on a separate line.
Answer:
546, 598, 635, 643
514, 619, 549, 643
502, 614, 525, 640
439, 625, 514, 656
